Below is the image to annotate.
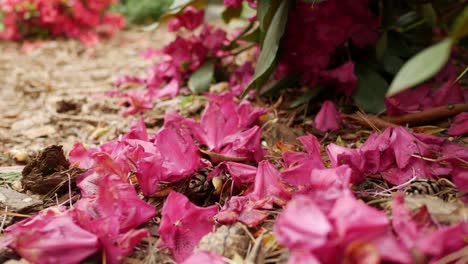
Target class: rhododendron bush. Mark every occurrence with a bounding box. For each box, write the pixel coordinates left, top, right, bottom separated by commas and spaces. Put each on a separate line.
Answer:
2, 0, 468, 263
0, 0, 124, 44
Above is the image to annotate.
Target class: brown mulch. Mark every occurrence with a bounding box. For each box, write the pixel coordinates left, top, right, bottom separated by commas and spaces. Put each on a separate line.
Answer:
0, 27, 173, 166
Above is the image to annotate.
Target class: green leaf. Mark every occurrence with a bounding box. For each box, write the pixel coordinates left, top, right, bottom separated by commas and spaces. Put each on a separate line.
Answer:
257, 0, 273, 33
376, 31, 388, 61
188, 59, 216, 93
287, 86, 324, 109
353, 65, 388, 114
222, 5, 243, 24
420, 4, 437, 26
262, 72, 300, 96
382, 54, 405, 75
386, 38, 453, 97
451, 6, 468, 40
119, 0, 174, 24
241, 0, 289, 98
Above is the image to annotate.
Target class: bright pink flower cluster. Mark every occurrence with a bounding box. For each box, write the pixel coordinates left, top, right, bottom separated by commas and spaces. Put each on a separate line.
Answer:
114, 23, 228, 116
0, 0, 124, 45
167, 6, 205, 32
278, 0, 379, 95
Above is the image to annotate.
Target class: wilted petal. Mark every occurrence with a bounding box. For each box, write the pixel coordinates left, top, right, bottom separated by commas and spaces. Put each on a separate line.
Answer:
221, 126, 264, 162
122, 118, 148, 141
389, 127, 433, 169
154, 127, 201, 181
320, 62, 357, 96
416, 222, 468, 259
309, 165, 352, 190
3, 207, 98, 264
120, 90, 153, 117
136, 153, 164, 196
312, 101, 342, 132
448, 112, 468, 136
82, 217, 150, 264
159, 191, 218, 262
74, 174, 156, 233
236, 100, 267, 129
329, 191, 389, 243
153, 78, 180, 99
215, 196, 269, 227
274, 195, 332, 251
248, 161, 291, 207
281, 134, 326, 186
208, 161, 257, 185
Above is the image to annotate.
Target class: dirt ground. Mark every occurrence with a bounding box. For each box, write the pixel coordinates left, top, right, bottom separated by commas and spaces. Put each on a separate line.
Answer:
0, 27, 175, 167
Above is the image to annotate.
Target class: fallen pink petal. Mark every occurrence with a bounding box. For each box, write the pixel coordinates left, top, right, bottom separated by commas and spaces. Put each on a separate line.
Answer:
159, 191, 218, 262
1, 1, 467, 263
312, 100, 342, 132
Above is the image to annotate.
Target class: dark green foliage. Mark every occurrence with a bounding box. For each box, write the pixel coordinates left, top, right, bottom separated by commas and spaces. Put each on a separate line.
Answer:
115, 0, 173, 24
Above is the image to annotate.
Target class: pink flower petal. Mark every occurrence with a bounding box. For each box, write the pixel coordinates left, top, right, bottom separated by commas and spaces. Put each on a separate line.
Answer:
220, 126, 264, 162
159, 191, 218, 262
2, 207, 99, 264
274, 195, 332, 252
248, 161, 291, 207
448, 112, 468, 136
312, 100, 341, 132
215, 196, 269, 227
154, 127, 201, 181
329, 190, 389, 243
320, 62, 357, 96
208, 161, 257, 185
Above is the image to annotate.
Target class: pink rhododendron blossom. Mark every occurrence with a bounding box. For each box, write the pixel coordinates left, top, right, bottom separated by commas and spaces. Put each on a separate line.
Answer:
73, 174, 155, 263
274, 190, 409, 263
215, 196, 269, 227
185, 95, 265, 158
274, 195, 332, 251
187, 99, 239, 151
0, 0, 123, 44
279, 0, 378, 90
329, 191, 389, 244
229, 62, 255, 96
1, 207, 99, 264
448, 112, 468, 136
220, 126, 264, 162
159, 191, 218, 262
153, 127, 201, 180
122, 118, 149, 141
385, 79, 465, 116
208, 161, 257, 184
168, 6, 205, 31
248, 161, 291, 207
74, 174, 156, 234
320, 62, 358, 96
416, 222, 468, 260
183, 251, 226, 264
114, 26, 228, 114
224, 0, 243, 7
281, 134, 326, 186
391, 193, 468, 262
326, 127, 462, 185
312, 100, 342, 132
120, 90, 153, 117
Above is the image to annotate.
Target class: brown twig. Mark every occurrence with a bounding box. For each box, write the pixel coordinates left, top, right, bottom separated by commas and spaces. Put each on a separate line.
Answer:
342, 113, 399, 130
382, 103, 468, 126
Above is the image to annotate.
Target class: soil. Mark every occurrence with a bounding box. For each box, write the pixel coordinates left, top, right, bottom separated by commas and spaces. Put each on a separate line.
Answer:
0, 27, 173, 167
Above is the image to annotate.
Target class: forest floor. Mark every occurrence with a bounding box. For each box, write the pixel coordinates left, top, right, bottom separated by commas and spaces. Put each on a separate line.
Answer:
0, 27, 174, 166
0, 23, 467, 263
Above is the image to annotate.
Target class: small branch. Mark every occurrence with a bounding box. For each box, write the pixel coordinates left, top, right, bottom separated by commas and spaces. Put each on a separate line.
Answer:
382, 103, 468, 126
342, 113, 398, 130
